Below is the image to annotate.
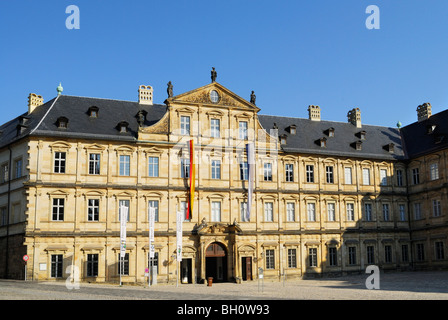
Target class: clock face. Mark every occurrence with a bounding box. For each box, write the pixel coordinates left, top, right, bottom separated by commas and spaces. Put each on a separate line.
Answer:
210, 90, 219, 103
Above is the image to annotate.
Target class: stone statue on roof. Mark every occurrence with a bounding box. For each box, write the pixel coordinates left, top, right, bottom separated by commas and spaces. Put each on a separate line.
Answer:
250, 91, 256, 105
211, 67, 217, 83
167, 81, 173, 98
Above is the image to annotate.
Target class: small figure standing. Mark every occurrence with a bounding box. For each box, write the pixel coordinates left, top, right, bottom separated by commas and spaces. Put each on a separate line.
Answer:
250, 91, 256, 105
211, 67, 217, 83
167, 81, 173, 98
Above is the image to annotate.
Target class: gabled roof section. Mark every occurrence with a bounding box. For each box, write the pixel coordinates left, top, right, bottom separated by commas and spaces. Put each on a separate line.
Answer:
166, 82, 260, 112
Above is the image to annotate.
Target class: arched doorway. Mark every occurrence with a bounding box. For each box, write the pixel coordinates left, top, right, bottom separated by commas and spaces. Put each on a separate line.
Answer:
205, 242, 227, 282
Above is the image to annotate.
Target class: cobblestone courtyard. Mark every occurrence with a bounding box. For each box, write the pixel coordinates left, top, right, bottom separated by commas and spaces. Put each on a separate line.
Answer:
1, 270, 448, 300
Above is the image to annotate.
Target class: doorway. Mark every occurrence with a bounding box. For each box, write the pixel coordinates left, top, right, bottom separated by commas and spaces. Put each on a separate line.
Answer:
181, 259, 192, 284
205, 242, 227, 282
241, 257, 252, 281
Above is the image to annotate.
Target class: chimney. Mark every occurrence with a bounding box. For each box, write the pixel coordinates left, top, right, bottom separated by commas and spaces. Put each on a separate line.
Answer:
347, 108, 361, 128
28, 93, 44, 114
417, 102, 432, 122
308, 105, 321, 121
138, 85, 153, 105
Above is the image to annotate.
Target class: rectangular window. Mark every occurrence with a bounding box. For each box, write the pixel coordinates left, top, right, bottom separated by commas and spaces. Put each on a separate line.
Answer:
396, 169, 403, 186
148, 200, 159, 222
306, 165, 314, 183
382, 204, 390, 221
1, 163, 8, 183
119, 155, 130, 176
433, 200, 441, 217
384, 245, 392, 263
364, 203, 373, 221
148, 252, 159, 275
307, 203, 316, 221
328, 247, 337, 266
240, 161, 248, 180
119, 200, 130, 222
87, 254, 99, 277
435, 241, 444, 260
211, 119, 220, 138
88, 199, 99, 221
52, 198, 65, 221
380, 169, 387, 186
416, 243, 425, 261
240, 202, 248, 222
211, 201, 221, 222
346, 203, 354, 221
326, 166, 334, 184
399, 204, 406, 221
308, 248, 317, 267
263, 163, 272, 181
327, 203, 335, 221
367, 246, 375, 264
348, 247, 356, 265
180, 116, 190, 135
239, 121, 248, 140
362, 168, 370, 185
118, 253, 129, 275
211, 160, 221, 180
51, 254, 63, 278
287, 249, 297, 268
286, 202, 295, 222
54, 152, 66, 173
265, 249, 275, 269
285, 164, 294, 182
148, 157, 159, 177
401, 244, 409, 262
89, 153, 100, 175
344, 167, 352, 184
14, 158, 22, 179
181, 158, 190, 178
430, 163, 439, 181
264, 202, 273, 222
412, 168, 420, 185
414, 203, 422, 220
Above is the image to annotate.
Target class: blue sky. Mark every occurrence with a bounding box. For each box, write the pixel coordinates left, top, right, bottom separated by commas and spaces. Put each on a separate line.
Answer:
1, 1, 448, 127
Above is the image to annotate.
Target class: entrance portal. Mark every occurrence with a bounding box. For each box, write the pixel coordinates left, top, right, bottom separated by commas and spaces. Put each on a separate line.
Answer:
205, 242, 227, 282
241, 257, 252, 281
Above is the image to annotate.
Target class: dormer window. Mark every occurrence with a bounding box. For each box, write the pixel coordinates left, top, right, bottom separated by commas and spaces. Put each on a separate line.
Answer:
88, 106, 99, 118
383, 143, 395, 153
318, 137, 327, 148
117, 121, 129, 133
289, 125, 297, 135
280, 134, 287, 145
356, 130, 366, 140
328, 127, 335, 137
426, 124, 436, 134
355, 140, 362, 150
57, 117, 69, 129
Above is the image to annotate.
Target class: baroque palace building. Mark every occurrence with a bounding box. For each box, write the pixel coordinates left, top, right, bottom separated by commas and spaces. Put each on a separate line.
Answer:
0, 73, 447, 284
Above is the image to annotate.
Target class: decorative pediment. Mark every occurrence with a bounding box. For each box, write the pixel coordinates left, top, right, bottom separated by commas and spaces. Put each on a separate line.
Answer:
194, 219, 242, 235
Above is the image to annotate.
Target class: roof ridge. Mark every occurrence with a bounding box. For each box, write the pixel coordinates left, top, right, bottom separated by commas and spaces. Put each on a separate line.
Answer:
59, 94, 166, 106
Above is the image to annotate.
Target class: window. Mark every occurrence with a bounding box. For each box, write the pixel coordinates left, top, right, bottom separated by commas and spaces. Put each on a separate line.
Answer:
412, 168, 420, 185
414, 203, 422, 220
51, 254, 63, 278
364, 203, 373, 221
181, 158, 190, 178
265, 249, 275, 269
148, 200, 159, 222
211, 160, 221, 179
264, 202, 273, 222
240, 161, 248, 180
180, 201, 188, 221
1, 163, 8, 183
384, 245, 392, 263
287, 249, 297, 268
348, 247, 356, 265
328, 247, 337, 266
344, 167, 352, 184
367, 246, 375, 264
54, 152, 66, 174
430, 163, 439, 181
52, 198, 65, 221
307, 203, 316, 221
286, 202, 295, 222
416, 243, 425, 261
327, 203, 335, 221
433, 200, 441, 217
308, 248, 317, 267
119, 155, 130, 176
362, 168, 370, 185
148, 252, 159, 274
380, 169, 387, 186
399, 204, 406, 221
148, 157, 159, 177
14, 158, 22, 179
346, 203, 354, 221
211, 201, 221, 222
382, 204, 390, 221
240, 202, 248, 222
285, 164, 294, 182
326, 166, 334, 184
210, 119, 220, 138
401, 245, 409, 262
89, 153, 100, 175
180, 116, 190, 135
0, 207, 6, 226
88, 199, 99, 221
263, 163, 272, 181
396, 169, 403, 186
118, 253, 129, 275
306, 165, 314, 183
239, 121, 248, 140
87, 254, 99, 277
435, 242, 445, 260
119, 200, 130, 222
